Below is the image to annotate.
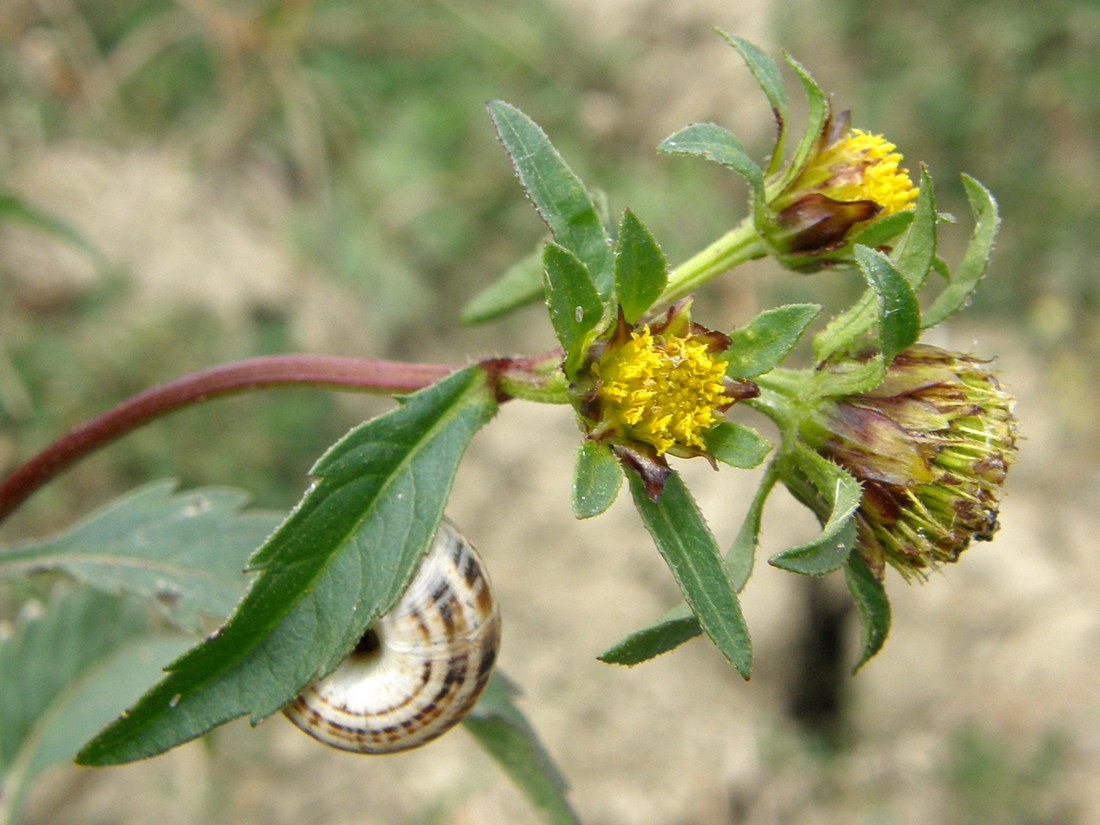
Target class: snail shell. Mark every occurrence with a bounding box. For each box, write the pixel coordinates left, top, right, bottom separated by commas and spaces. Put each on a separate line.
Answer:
283, 518, 500, 754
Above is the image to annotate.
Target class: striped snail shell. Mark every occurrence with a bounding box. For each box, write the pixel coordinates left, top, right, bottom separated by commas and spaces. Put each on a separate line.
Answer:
283, 518, 500, 754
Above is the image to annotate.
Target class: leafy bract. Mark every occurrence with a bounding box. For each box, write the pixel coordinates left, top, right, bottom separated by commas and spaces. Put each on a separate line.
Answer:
599, 466, 778, 667
844, 553, 891, 672
614, 209, 668, 324
571, 441, 622, 520
658, 123, 765, 202
724, 303, 821, 379
0, 481, 282, 631
464, 674, 583, 825
771, 53, 828, 196
718, 31, 788, 175
597, 603, 699, 666
489, 101, 613, 296
628, 471, 751, 678
543, 243, 605, 378
0, 587, 190, 825
703, 422, 771, 469
921, 175, 1000, 328
854, 245, 920, 365
770, 445, 860, 576
76, 366, 498, 766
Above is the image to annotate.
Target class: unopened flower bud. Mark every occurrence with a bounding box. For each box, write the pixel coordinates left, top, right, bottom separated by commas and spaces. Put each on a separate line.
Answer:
802, 345, 1017, 579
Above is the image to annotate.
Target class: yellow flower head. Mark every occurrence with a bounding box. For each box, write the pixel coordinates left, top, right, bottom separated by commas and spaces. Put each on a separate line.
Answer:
596, 325, 729, 456
574, 300, 759, 500
799, 128, 918, 217
765, 111, 919, 262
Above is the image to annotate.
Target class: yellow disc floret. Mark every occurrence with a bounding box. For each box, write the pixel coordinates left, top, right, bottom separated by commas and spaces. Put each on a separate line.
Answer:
811, 129, 918, 215
595, 325, 728, 455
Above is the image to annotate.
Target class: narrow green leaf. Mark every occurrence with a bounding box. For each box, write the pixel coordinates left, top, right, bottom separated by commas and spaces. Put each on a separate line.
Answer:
0, 588, 191, 825
77, 367, 498, 766
773, 54, 828, 194
813, 290, 876, 363
614, 209, 668, 324
0, 481, 282, 632
812, 172, 931, 363
854, 245, 919, 364
726, 466, 778, 593
628, 471, 751, 678
921, 175, 1000, 328
0, 193, 104, 267
543, 243, 605, 378
597, 603, 700, 666
716, 32, 788, 176
488, 101, 613, 294
464, 673, 582, 825
601, 466, 779, 667
460, 245, 545, 324
844, 553, 891, 672
770, 446, 860, 576
571, 441, 623, 520
703, 422, 770, 469
724, 303, 821, 379
893, 166, 937, 290
658, 123, 765, 200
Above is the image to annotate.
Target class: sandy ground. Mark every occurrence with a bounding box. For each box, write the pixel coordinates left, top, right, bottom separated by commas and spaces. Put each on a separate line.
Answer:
5, 2, 1099, 823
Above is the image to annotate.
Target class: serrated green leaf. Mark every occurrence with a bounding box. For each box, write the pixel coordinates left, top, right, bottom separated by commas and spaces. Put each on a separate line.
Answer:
854, 245, 919, 364
628, 471, 751, 678
460, 245, 545, 324
597, 603, 700, 666
844, 552, 891, 672
0, 481, 282, 632
614, 209, 668, 324
76, 367, 498, 766
571, 441, 622, 520
770, 446, 860, 576
488, 101, 613, 295
773, 53, 828, 195
0, 588, 191, 825
893, 166, 937, 290
921, 175, 1000, 328
724, 303, 821, 379
658, 123, 765, 201
543, 243, 605, 378
464, 673, 582, 825
703, 422, 770, 469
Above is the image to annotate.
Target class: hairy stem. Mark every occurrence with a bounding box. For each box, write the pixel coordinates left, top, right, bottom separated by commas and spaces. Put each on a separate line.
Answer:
0, 355, 456, 526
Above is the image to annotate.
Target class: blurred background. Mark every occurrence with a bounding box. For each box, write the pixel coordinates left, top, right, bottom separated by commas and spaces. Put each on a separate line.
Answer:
1, 0, 1098, 823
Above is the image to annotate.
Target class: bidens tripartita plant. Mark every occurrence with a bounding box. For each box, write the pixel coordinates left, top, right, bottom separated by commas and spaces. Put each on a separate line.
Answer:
0, 32, 1014, 825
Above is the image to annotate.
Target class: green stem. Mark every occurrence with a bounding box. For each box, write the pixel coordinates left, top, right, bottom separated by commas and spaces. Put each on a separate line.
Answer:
659, 216, 765, 305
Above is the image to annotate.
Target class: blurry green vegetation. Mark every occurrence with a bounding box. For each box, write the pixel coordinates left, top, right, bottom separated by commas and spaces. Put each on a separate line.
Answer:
777, 0, 1100, 344
943, 724, 1072, 825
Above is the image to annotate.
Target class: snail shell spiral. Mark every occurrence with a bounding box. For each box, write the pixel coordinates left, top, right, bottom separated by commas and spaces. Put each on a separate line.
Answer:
283, 518, 500, 754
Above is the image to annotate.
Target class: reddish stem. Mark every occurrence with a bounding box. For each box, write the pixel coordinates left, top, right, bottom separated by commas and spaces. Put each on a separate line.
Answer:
0, 354, 456, 526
